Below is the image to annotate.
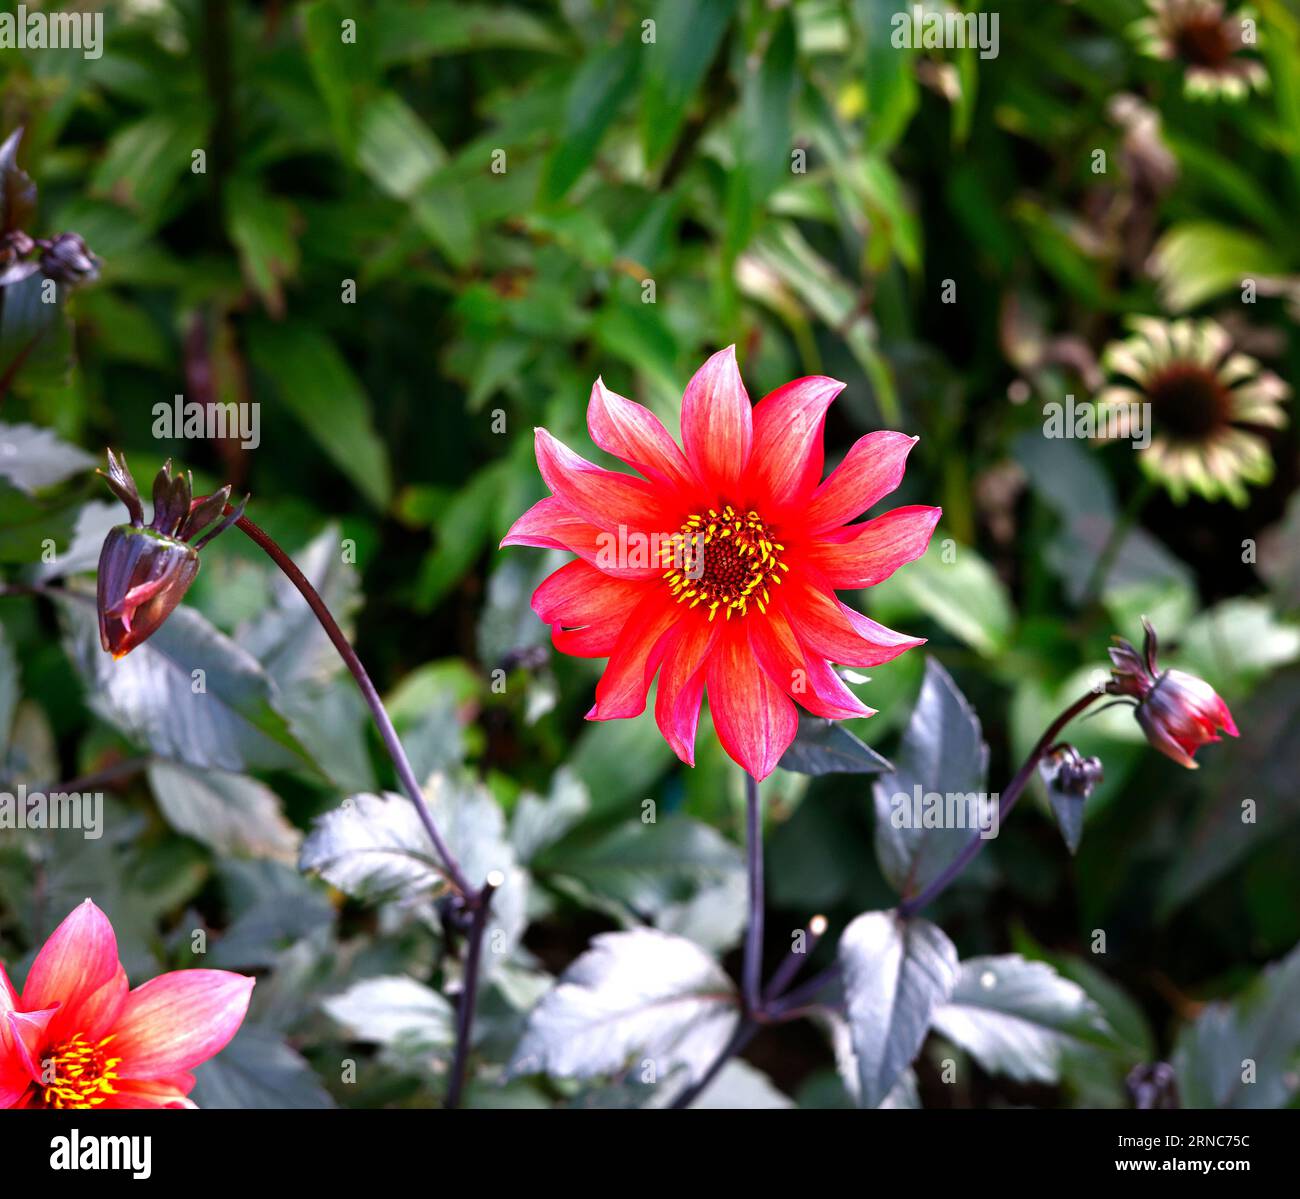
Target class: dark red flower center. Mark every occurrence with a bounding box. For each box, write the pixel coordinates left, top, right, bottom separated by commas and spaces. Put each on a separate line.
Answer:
35, 1032, 122, 1109
1174, 13, 1234, 67
660, 504, 786, 620
1146, 362, 1231, 442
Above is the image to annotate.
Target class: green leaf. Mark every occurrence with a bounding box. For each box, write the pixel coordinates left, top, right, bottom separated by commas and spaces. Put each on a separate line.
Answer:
239, 525, 359, 691
246, 322, 392, 508
0, 274, 75, 396
539, 36, 641, 204
57, 593, 308, 773
509, 928, 739, 1085
510, 767, 591, 864
540, 815, 742, 918
1148, 222, 1282, 312
872, 658, 990, 898
90, 110, 206, 225
224, 177, 299, 317
190, 1026, 336, 1109
640, 0, 737, 169
871, 536, 1014, 657
355, 92, 447, 201
779, 714, 892, 776
1173, 942, 1300, 1109
300, 789, 454, 901
724, 11, 797, 260
147, 760, 299, 861
376, 3, 563, 64
322, 975, 455, 1054
0, 422, 94, 494
852, 0, 920, 152
931, 955, 1115, 1084
838, 910, 958, 1108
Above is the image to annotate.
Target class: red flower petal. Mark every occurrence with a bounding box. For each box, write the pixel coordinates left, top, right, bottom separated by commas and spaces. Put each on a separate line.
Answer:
501, 496, 661, 580
654, 619, 722, 765
533, 560, 651, 658
706, 627, 798, 780
589, 591, 680, 719
680, 346, 753, 497
745, 375, 844, 510
750, 605, 875, 720
534, 429, 671, 535
99, 1075, 197, 1109
111, 970, 254, 1079
20, 899, 121, 1045
785, 575, 925, 667
806, 431, 919, 533
587, 378, 698, 494
804, 505, 941, 589
1, 1007, 57, 1104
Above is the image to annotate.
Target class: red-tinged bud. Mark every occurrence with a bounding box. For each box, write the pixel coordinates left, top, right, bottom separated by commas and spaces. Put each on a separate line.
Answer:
95, 449, 247, 657
1106, 618, 1238, 769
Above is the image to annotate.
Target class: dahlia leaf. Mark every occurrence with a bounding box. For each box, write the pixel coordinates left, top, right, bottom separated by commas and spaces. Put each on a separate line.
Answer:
838, 910, 958, 1108
508, 928, 740, 1085
779, 714, 892, 777
0, 423, 94, 495
930, 955, 1114, 1085
57, 591, 310, 774
872, 657, 990, 899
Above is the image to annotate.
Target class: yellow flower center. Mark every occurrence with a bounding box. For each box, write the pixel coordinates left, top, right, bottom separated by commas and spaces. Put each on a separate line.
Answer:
39, 1033, 122, 1109
661, 504, 787, 621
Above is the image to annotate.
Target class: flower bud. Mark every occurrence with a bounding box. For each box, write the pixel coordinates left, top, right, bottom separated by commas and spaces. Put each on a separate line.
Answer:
39, 232, 98, 285
95, 450, 246, 657
1106, 618, 1238, 769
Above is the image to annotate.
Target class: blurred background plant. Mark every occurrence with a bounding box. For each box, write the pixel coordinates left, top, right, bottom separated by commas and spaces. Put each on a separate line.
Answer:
0, 0, 1297, 1109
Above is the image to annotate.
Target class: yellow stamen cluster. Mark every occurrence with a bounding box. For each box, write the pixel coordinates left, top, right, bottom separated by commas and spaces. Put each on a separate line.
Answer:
661, 504, 787, 621
39, 1033, 122, 1109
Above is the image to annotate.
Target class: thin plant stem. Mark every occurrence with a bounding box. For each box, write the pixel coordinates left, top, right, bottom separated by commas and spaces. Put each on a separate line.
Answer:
761, 915, 827, 1006
743, 772, 764, 1015
897, 688, 1103, 918
766, 689, 1108, 1015
669, 769, 766, 1109
446, 871, 502, 1110
231, 513, 475, 900
668, 1019, 759, 1110
221, 509, 493, 1109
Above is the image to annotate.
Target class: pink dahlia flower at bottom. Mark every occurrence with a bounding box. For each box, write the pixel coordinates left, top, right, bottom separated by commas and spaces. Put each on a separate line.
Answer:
502, 347, 940, 779
1, 900, 254, 1109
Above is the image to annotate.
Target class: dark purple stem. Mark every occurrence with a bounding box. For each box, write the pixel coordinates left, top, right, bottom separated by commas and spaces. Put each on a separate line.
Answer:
232, 513, 475, 899
897, 688, 1103, 917
446, 872, 501, 1110
768, 689, 1107, 1015
227, 511, 493, 1109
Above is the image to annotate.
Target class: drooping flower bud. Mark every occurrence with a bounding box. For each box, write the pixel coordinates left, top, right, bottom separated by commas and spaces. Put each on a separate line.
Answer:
39, 232, 99, 285
1106, 618, 1238, 769
95, 450, 246, 657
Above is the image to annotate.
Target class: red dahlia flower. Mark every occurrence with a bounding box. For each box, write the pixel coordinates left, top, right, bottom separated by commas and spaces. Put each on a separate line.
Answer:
0, 900, 254, 1109
502, 348, 940, 779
